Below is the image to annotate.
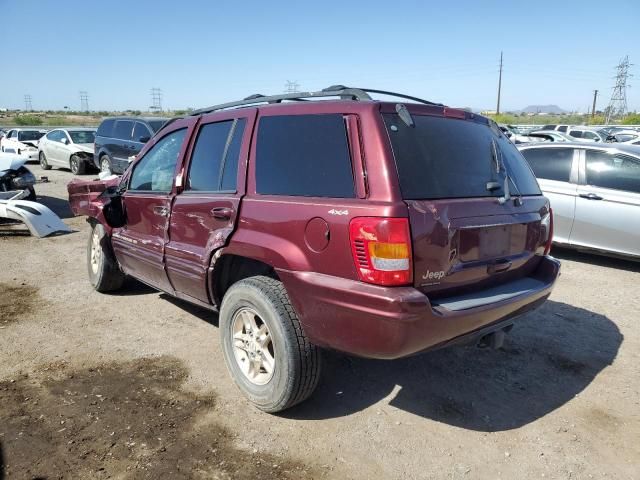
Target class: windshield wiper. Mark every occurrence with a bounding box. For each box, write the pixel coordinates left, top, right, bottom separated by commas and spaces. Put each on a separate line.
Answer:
492, 139, 523, 207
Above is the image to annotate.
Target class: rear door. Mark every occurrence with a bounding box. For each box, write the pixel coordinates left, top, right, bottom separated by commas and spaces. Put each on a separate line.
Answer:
166, 110, 255, 303
570, 149, 640, 256
382, 108, 550, 298
520, 146, 578, 243
111, 122, 192, 292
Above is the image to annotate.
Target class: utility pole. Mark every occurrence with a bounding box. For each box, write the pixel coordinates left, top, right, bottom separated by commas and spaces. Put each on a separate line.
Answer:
150, 88, 163, 112
24, 94, 33, 111
496, 51, 503, 115
605, 55, 632, 124
284, 81, 300, 94
79, 91, 89, 112
591, 90, 598, 119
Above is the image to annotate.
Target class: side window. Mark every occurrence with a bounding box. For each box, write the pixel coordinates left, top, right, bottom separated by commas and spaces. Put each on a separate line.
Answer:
569, 130, 583, 138
97, 119, 115, 137
557, 126, 568, 133
113, 120, 133, 141
46, 130, 58, 141
186, 118, 247, 192
256, 114, 355, 198
129, 129, 187, 193
8, 130, 16, 139
585, 150, 640, 194
133, 122, 152, 143
583, 131, 598, 140
521, 148, 574, 182
187, 121, 233, 191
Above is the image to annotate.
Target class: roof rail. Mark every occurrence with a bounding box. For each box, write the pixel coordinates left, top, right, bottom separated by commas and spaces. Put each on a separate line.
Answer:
190, 85, 442, 116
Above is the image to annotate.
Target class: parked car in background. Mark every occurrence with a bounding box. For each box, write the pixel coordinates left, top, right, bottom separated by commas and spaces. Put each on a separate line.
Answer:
540, 124, 569, 132
566, 127, 606, 142
609, 129, 640, 144
94, 117, 168, 174
38, 128, 96, 175
526, 130, 575, 142
518, 142, 640, 260
0, 129, 46, 160
0, 152, 37, 200
69, 86, 559, 412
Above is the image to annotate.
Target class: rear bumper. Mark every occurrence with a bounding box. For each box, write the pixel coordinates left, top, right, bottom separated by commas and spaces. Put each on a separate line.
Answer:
277, 255, 560, 359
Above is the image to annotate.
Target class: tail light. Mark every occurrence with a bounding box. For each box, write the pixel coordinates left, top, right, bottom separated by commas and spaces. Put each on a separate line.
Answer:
541, 208, 554, 255
349, 217, 412, 286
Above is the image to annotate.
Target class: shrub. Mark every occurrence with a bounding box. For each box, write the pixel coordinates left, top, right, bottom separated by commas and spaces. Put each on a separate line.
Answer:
14, 115, 43, 126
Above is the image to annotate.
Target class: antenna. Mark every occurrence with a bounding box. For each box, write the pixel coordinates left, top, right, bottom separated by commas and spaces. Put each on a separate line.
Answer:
605, 55, 632, 124
284, 80, 300, 94
79, 91, 89, 112
496, 51, 503, 115
150, 88, 163, 112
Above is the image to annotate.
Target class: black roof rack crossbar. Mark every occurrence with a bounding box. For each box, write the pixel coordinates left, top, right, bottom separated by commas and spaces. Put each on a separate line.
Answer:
190, 85, 441, 116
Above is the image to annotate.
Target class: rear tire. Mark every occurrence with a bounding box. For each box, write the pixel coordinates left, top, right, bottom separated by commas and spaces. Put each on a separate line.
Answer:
219, 276, 322, 413
70, 154, 86, 175
25, 186, 36, 201
39, 151, 51, 170
99, 155, 112, 175
87, 223, 125, 292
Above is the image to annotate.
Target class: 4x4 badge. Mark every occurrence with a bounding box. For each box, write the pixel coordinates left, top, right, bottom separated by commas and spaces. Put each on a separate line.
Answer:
328, 209, 349, 216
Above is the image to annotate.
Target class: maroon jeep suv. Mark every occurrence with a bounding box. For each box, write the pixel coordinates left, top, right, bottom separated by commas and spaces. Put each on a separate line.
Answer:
68, 86, 560, 412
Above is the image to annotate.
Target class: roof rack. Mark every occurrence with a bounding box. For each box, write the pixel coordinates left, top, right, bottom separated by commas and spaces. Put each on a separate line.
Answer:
190, 85, 443, 116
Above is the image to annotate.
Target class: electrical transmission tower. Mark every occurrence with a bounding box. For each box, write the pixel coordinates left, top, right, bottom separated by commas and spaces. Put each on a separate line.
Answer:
605, 55, 632, 124
150, 88, 163, 112
24, 94, 33, 111
284, 81, 300, 94
79, 91, 89, 112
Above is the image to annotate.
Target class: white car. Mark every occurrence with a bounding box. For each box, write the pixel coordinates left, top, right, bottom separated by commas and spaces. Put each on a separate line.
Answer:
0, 128, 46, 160
518, 142, 640, 260
38, 128, 96, 175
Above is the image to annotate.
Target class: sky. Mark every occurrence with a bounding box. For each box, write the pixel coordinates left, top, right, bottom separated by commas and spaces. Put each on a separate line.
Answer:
1, 0, 638, 113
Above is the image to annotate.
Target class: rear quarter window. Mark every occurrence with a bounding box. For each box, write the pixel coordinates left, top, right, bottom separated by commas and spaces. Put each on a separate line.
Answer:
256, 114, 355, 198
97, 119, 115, 137
113, 120, 133, 141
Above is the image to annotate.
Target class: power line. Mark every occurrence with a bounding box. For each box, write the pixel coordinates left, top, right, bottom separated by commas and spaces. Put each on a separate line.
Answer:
284, 80, 300, 94
496, 51, 503, 114
79, 91, 89, 112
24, 94, 32, 111
605, 55, 632, 124
150, 88, 163, 112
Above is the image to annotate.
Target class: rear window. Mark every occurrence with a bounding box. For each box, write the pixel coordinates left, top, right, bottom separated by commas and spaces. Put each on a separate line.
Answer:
97, 119, 115, 137
521, 147, 574, 182
18, 130, 44, 141
256, 114, 355, 198
384, 114, 541, 199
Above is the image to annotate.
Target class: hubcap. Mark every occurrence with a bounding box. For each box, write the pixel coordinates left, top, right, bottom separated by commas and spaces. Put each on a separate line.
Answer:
40, 153, 46, 167
90, 228, 101, 274
231, 307, 275, 385
71, 157, 78, 173
100, 158, 111, 174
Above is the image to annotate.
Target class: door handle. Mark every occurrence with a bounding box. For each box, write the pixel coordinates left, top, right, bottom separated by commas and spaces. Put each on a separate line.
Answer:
153, 205, 169, 217
210, 207, 234, 220
579, 193, 603, 200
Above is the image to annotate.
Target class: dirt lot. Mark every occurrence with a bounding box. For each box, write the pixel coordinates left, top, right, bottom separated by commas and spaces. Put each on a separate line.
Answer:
0, 164, 638, 480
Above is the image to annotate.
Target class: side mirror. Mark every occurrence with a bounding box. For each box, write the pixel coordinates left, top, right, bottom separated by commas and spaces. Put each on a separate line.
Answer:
138, 136, 150, 143
61, 138, 69, 144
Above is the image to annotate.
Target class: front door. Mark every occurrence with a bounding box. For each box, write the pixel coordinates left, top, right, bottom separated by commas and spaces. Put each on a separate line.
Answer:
571, 149, 640, 256
166, 111, 255, 303
111, 127, 189, 292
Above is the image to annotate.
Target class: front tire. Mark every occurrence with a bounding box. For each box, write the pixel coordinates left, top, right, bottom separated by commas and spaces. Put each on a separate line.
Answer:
220, 276, 322, 413
87, 223, 125, 292
39, 151, 51, 170
99, 155, 112, 175
70, 154, 86, 175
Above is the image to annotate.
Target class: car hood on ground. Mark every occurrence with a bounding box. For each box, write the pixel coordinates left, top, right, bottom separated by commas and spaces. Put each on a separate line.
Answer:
0, 152, 28, 172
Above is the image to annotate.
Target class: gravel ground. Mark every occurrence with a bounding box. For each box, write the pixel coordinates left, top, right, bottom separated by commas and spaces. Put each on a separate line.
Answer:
0, 163, 638, 479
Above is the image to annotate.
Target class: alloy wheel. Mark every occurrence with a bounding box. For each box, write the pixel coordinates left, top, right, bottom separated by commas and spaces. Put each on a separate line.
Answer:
231, 307, 275, 385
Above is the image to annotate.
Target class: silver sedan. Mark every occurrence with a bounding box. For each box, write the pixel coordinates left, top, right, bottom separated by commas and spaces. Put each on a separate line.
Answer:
518, 142, 640, 260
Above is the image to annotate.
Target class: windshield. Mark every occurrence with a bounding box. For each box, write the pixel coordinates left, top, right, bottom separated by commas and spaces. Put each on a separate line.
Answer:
384, 113, 541, 200
69, 130, 96, 144
18, 130, 45, 142
148, 120, 167, 133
